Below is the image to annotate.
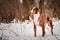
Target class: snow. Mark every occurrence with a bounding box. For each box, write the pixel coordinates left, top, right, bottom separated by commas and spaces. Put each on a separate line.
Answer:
0, 19, 60, 40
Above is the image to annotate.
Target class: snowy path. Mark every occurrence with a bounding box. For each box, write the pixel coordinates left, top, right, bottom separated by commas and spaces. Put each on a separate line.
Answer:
0, 20, 60, 40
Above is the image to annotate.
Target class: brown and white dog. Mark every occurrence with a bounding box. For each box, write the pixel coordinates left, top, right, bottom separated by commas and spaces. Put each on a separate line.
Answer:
29, 7, 53, 37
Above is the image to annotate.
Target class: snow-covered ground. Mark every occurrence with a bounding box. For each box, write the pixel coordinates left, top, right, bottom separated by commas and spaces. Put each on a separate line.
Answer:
0, 19, 60, 40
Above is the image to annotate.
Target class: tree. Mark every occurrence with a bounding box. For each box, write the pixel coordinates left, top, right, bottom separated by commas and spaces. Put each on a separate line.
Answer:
0, 0, 18, 23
